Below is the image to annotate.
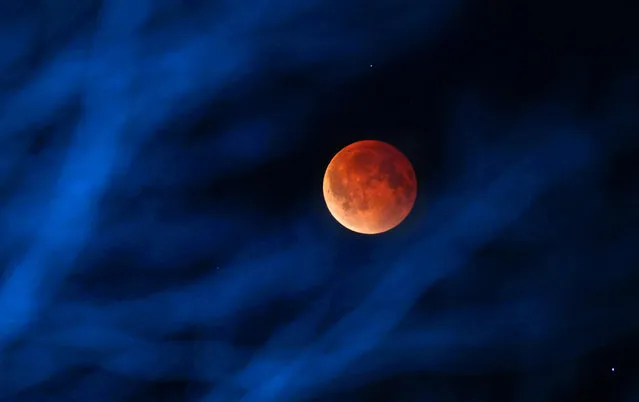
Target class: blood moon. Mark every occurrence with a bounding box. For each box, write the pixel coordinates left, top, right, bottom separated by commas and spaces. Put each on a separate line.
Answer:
323, 140, 417, 234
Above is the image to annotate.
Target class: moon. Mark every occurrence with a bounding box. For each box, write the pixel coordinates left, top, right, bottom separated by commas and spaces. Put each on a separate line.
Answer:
323, 140, 417, 234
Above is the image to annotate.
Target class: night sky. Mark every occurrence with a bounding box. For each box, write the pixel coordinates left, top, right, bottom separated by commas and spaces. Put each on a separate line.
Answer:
1, 0, 638, 401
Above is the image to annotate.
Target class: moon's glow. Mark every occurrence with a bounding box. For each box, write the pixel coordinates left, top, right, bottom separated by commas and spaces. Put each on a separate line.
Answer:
323, 140, 417, 234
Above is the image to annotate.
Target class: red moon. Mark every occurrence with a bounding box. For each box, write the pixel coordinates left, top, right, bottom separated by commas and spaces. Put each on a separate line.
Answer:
323, 140, 417, 234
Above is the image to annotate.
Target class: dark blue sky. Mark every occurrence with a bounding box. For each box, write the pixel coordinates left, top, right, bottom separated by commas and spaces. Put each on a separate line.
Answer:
0, 0, 637, 401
